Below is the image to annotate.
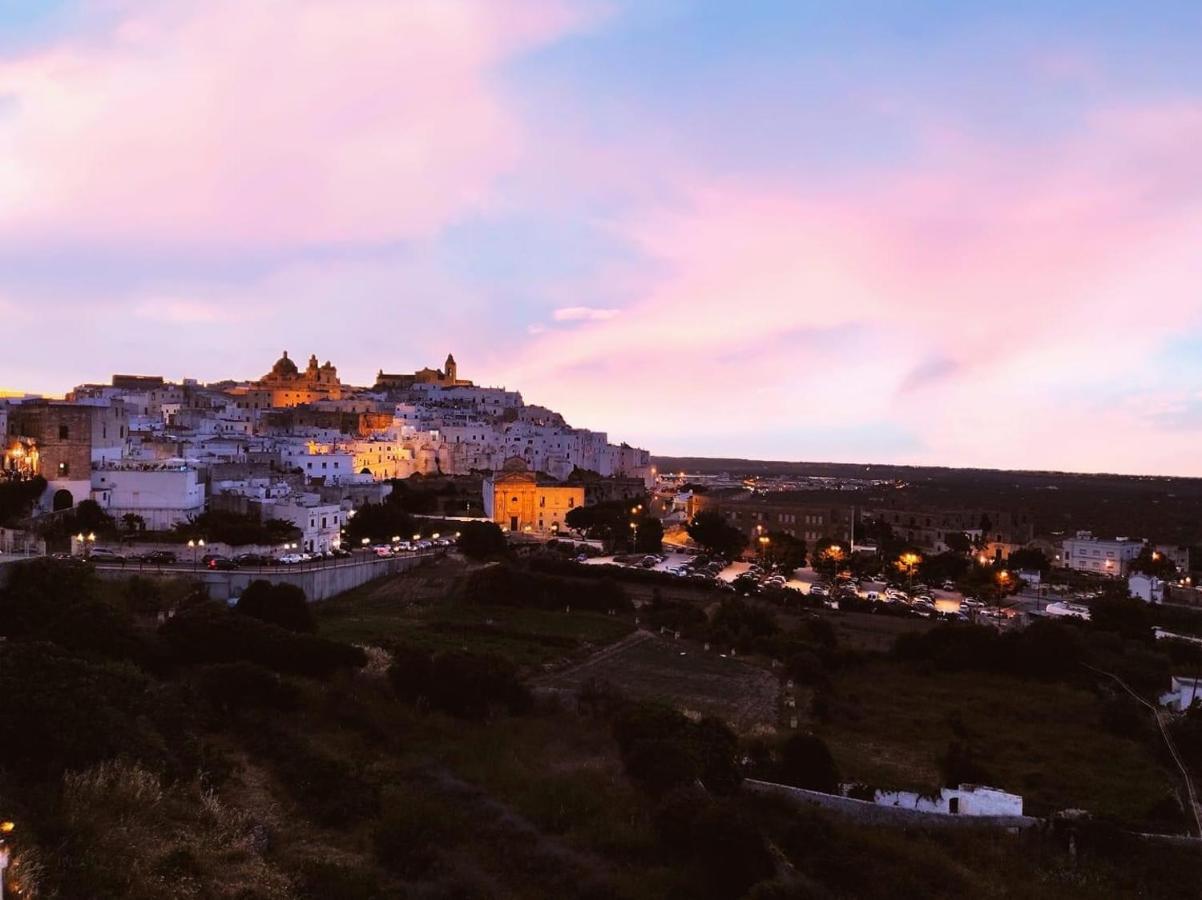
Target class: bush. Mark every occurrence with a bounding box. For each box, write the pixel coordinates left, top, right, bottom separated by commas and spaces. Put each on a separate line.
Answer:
387, 645, 531, 719
457, 521, 507, 559
938, 739, 993, 786
612, 702, 742, 796
777, 733, 839, 794
0, 641, 166, 777
235, 580, 315, 632
191, 661, 298, 717
427, 650, 532, 719
460, 563, 631, 612
160, 602, 365, 678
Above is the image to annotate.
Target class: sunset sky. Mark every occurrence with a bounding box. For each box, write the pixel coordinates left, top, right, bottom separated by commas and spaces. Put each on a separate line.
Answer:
2, 1, 1201, 475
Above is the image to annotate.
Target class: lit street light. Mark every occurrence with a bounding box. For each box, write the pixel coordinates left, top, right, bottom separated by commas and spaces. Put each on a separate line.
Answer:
187, 538, 205, 571
899, 551, 922, 598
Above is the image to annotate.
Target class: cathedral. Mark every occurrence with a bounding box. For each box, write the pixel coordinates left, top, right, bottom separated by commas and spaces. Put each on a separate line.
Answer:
374, 353, 471, 391
255, 351, 346, 407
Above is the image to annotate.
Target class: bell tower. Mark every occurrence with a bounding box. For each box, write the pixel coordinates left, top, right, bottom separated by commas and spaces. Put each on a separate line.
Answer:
444, 353, 457, 384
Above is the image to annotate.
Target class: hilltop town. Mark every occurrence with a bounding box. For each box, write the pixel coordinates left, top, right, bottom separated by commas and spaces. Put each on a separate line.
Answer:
1, 352, 651, 556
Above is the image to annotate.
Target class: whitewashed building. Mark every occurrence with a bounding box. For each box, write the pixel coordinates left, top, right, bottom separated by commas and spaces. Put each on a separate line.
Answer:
872, 784, 1023, 817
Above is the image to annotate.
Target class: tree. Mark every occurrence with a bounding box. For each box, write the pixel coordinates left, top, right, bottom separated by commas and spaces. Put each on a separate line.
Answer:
944, 531, 973, 554
763, 531, 806, 572
456, 521, 507, 559
235, 580, 316, 633
342, 501, 414, 545
632, 515, 664, 553
812, 539, 850, 579
1007, 547, 1050, 574
938, 739, 992, 786
120, 513, 146, 534
687, 511, 747, 559
777, 733, 839, 793
1130, 546, 1179, 579
1090, 594, 1154, 643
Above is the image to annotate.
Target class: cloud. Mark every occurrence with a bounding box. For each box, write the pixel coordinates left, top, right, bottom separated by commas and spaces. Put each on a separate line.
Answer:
0, 0, 601, 250
497, 100, 1202, 474
552, 306, 621, 322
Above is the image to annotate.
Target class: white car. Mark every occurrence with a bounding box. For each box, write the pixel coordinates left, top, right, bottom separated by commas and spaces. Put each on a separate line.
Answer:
279, 553, 305, 565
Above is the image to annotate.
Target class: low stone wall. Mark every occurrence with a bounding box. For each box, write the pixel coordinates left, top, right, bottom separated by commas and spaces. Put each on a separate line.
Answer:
745, 779, 1041, 830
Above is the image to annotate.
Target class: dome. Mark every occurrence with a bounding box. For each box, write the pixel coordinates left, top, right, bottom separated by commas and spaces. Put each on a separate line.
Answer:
271, 351, 298, 376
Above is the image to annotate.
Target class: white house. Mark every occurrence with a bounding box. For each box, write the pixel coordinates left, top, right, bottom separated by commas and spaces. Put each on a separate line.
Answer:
1129, 572, 1166, 604
1060, 531, 1145, 576
872, 784, 1023, 817
266, 498, 343, 553
1160, 676, 1202, 712
91, 460, 205, 530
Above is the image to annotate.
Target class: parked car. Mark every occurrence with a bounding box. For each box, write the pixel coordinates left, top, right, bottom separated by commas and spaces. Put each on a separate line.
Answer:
278, 553, 305, 565
88, 547, 125, 562
207, 556, 238, 571
235, 553, 270, 566
809, 583, 829, 597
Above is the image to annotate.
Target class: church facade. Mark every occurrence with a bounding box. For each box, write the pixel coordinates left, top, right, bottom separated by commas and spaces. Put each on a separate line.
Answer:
251, 351, 347, 407
482, 457, 584, 534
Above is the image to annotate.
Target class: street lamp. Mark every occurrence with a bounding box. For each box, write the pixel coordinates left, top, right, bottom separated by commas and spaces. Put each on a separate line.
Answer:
899, 551, 921, 597
188, 538, 205, 570
994, 570, 1012, 626
758, 534, 770, 562
76, 531, 96, 558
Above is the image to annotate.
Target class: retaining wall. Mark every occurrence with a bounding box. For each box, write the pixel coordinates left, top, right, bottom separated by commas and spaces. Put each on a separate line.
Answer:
91, 551, 439, 602
745, 779, 1041, 830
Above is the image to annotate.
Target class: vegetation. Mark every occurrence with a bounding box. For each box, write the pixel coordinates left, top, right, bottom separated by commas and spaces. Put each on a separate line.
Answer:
0, 474, 45, 524
3, 554, 1202, 898
456, 520, 508, 559
686, 510, 748, 558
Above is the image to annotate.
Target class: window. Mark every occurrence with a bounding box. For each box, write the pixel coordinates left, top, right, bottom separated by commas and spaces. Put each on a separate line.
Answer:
58, 424, 69, 440
58, 461, 70, 476
568, 497, 575, 508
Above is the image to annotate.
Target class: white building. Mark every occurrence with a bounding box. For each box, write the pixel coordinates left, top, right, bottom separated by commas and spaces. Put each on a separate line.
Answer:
266, 498, 343, 553
1129, 572, 1166, 604
872, 784, 1023, 817
1160, 677, 1202, 712
91, 460, 205, 530
1060, 531, 1145, 577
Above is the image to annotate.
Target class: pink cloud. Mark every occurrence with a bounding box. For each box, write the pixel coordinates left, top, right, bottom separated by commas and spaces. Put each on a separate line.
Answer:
0, 0, 601, 248
499, 101, 1202, 474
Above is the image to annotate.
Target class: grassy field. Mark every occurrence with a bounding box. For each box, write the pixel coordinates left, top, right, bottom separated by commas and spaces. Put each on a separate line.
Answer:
316, 559, 634, 670
540, 631, 780, 731
814, 661, 1183, 825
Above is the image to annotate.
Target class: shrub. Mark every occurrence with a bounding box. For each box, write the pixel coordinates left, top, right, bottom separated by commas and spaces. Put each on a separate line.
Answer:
612, 702, 742, 796
938, 740, 993, 787
777, 733, 839, 794
235, 580, 315, 633
427, 650, 532, 719
0, 641, 164, 777
160, 602, 365, 678
460, 563, 631, 612
457, 521, 508, 559
191, 662, 299, 717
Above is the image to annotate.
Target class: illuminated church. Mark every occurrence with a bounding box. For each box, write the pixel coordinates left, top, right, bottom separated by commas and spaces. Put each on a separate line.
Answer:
374, 353, 472, 391
255, 351, 347, 407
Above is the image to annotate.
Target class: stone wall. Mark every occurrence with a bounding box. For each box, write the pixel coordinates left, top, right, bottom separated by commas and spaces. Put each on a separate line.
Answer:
745, 779, 1040, 830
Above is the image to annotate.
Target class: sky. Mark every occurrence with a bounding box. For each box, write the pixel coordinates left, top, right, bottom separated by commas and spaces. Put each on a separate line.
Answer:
1, 1, 1201, 476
